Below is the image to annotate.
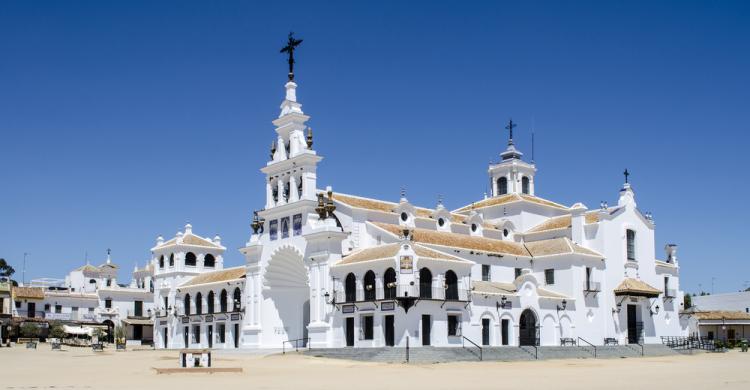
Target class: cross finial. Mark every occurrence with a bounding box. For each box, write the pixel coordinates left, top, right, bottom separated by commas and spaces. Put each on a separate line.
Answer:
280, 32, 303, 81
107, 248, 111, 256
437, 194, 443, 206
623, 169, 630, 184
505, 119, 517, 145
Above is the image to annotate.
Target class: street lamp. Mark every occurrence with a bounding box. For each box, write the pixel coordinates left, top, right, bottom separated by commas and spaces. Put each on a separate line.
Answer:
557, 299, 567, 312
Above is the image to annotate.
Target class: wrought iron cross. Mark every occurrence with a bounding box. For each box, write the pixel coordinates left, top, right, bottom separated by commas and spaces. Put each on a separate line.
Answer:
280, 32, 303, 81
505, 119, 517, 143
623, 169, 630, 183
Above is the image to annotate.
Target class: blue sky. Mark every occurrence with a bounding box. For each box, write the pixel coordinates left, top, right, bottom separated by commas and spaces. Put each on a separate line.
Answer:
1, 1, 748, 293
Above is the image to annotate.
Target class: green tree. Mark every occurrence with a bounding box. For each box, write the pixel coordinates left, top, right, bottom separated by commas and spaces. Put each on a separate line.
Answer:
20, 323, 40, 339
683, 294, 692, 309
49, 322, 66, 339
0, 258, 15, 278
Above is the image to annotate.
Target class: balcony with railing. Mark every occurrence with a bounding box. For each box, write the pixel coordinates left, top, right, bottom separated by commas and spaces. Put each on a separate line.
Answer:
583, 281, 601, 293
335, 284, 469, 303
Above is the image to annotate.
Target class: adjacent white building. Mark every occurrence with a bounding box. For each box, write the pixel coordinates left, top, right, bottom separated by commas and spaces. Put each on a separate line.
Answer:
11, 253, 155, 344
153, 67, 686, 350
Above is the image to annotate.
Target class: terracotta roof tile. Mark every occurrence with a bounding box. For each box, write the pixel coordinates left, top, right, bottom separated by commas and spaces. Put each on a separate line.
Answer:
371, 222, 530, 257
179, 267, 245, 287
691, 310, 750, 321
454, 194, 568, 213
526, 212, 601, 233
613, 278, 661, 297
338, 243, 462, 265
471, 280, 517, 296
13, 286, 45, 300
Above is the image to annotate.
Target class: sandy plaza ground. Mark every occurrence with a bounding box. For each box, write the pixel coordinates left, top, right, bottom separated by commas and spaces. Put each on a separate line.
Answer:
1, 345, 749, 389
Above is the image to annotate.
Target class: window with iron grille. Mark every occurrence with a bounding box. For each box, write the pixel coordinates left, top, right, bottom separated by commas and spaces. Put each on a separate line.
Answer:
544, 269, 555, 285
482, 265, 490, 282
626, 229, 636, 260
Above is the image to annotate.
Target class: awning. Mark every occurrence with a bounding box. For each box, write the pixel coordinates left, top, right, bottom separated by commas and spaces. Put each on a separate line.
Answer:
613, 278, 661, 298
63, 325, 102, 336
121, 318, 153, 326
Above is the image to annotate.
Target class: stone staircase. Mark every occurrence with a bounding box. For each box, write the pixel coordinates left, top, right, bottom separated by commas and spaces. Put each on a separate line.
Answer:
300, 343, 678, 363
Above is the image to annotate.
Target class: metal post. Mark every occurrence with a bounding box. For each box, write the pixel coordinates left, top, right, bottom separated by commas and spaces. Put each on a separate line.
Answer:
406, 336, 410, 363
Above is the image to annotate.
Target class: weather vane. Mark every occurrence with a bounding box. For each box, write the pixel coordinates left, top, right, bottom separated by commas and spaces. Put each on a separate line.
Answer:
280, 32, 303, 81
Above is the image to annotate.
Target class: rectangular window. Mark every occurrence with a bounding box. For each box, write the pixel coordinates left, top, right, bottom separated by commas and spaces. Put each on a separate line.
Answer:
164, 296, 169, 310
269, 220, 278, 241
193, 325, 201, 343
447, 314, 461, 336
482, 265, 490, 282
105, 299, 112, 309
281, 217, 290, 239
44, 304, 51, 312
361, 315, 374, 340
514, 268, 522, 279
15, 301, 21, 308
293, 214, 302, 236
218, 323, 226, 343
88, 307, 94, 313
55, 305, 62, 313
626, 229, 636, 260
545, 269, 555, 285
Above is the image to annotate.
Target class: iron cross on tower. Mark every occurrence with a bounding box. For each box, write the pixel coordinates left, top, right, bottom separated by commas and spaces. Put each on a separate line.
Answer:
623, 169, 630, 184
505, 119, 517, 145
280, 32, 303, 81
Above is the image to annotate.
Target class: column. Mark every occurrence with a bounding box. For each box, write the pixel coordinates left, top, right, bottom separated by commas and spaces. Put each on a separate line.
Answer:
277, 178, 285, 205
266, 180, 273, 208
289, 175, 299, 202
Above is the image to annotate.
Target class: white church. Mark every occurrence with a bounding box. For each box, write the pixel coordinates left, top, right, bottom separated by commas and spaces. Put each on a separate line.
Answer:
151, 47, 685, 350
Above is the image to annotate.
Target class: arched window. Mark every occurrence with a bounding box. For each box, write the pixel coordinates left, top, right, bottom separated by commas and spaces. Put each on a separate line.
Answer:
184, 294, 191, 316
207, 291, 215, 314
383, 268, 397, 300
345, 273, 357, 302
419, 268, 433, 299
445, 270, 459, 300
363, 271, 376, 301
159, 255, 164, 268
204, 254, 215, 268
497, 177, 508, 195
522, 177, 530, 194
626, 229, 636, 261
169, 253, 174, 267
185, 252, 197, 266
195, 292, 203, 315
220, 289, 228, 312
233, 287, 242, 311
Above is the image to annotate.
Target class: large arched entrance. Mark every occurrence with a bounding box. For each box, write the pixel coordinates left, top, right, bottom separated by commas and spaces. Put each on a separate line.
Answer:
264, 246, 310, 346
518, 309, 538, 346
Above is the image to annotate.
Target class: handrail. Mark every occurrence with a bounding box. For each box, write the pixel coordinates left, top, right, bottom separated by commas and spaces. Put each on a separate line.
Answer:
578, 337, 597, 358
282, 337, 311, 354
519, 344, 538, 360
461, 336, 483, 361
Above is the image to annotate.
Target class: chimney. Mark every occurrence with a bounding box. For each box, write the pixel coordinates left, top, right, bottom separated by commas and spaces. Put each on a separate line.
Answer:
570, 203, 588, 244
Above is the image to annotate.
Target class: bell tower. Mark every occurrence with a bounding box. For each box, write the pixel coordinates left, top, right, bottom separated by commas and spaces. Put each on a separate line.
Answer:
488, 119, 537, 196
261, 79, 321, 209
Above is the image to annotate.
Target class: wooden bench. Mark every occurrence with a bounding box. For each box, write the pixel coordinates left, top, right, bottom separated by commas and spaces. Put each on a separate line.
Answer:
26, 341, 37, 349
51, 341, 62, 351
560, 338, 576, 346
92, 343, 104, 352
604, 338, 618, 346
